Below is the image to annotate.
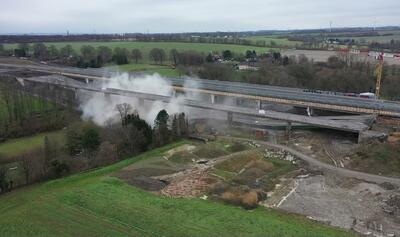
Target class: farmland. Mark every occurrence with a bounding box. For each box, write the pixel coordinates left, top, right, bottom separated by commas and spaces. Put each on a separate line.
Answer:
107, 63, 182, 77
0, 141, 355, 237
4, 41, 271, 63
242, 36, 302, 47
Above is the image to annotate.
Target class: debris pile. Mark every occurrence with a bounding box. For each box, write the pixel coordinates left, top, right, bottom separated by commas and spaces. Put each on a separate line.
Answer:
264, 149, 296, 163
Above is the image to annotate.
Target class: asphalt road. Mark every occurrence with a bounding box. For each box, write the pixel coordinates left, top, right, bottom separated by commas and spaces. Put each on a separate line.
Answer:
2, 62, 400, 116
23, 74, 369, 133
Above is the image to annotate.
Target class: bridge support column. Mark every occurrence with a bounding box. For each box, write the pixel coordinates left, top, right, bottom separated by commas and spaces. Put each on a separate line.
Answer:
227, 112, 233, 126
235, 98, 240, 106
104, 92, 111, 102
172, 89, 176, 98
285, 122, 292, 140
74, 88, 78, 99
257, 100, 262, 110
306, 107, 314, 117
211, 94, 216, 104
138, 98, 145, 107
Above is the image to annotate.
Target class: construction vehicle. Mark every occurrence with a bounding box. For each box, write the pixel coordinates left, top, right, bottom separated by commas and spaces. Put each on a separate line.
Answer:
375, 52, 384, 98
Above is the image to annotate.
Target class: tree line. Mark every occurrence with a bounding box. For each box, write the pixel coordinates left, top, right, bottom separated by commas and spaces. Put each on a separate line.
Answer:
3, 42, 255, 67
0, 77, 69, 140
196, 53, 400, 100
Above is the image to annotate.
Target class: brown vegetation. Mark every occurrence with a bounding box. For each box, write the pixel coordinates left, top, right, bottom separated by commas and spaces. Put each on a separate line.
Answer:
221, 186, 259, 209
215, 151, 262, 172
349, 141, 400, 176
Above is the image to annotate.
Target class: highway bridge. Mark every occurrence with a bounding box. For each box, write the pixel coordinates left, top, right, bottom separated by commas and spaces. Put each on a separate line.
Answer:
14, 75, 374, 138
1, 62, 400, 117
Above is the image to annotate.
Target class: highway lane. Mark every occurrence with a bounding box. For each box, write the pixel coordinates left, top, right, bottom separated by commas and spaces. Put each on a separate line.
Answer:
2, 62, 400, 116
22, 75, 370, 133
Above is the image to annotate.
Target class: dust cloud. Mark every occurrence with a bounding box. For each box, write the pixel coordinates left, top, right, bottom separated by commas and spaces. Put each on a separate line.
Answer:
78, 73, 200, 126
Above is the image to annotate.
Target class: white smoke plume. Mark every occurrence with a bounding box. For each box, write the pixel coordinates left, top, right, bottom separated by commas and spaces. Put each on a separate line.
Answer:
78, 73, 200, 126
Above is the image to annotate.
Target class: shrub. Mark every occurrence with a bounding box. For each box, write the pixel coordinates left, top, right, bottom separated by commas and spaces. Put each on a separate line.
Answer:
220, 186, 259, 209
241, 191, 259, 209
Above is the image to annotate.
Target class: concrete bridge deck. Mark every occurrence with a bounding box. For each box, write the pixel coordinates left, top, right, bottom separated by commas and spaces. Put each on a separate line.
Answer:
1, 63, 400, 117
19, 75, 372, 134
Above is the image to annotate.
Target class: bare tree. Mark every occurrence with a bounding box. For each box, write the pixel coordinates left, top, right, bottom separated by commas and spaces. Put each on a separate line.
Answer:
131, 49, 143, 64
18, 153, 35, 184
18, 149, 44, 185
170, 49, 179, 65
149, 48, 166, 65
116, 103, 132, 124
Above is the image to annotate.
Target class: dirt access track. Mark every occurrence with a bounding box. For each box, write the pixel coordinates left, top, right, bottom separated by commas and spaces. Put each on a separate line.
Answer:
114, 138, 400, 236
228, 137, 400, 186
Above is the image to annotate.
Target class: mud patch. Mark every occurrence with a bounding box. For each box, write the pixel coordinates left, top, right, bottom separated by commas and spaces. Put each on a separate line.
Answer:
125, 176, 167, 191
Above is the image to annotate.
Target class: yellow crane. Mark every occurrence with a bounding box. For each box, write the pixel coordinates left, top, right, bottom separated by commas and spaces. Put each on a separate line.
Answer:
375, 53, 384, 98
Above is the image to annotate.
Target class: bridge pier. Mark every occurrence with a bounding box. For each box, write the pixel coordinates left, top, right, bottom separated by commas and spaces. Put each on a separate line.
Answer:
285, 122, 292, 140
104, 92, 111, 102
227, 112, 233, 126
138, 98, 145, 107
306, 107, 314, 117
74, 88, 78, 99
211, 94, 216, 104
257, 100, 262, 110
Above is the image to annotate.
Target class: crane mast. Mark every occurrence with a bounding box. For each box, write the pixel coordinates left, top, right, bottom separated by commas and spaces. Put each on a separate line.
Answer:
375, 52, 384, 98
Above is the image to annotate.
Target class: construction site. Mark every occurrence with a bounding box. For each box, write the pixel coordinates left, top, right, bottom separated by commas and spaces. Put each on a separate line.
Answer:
0, 57, 400, 237
0, 41, 400, 237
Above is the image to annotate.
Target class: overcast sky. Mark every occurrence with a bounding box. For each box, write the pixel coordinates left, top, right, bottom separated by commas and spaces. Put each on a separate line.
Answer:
1, 0, 399, 34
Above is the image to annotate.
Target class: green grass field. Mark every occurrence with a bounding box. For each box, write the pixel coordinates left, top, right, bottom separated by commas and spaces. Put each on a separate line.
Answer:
5, 41, 271, 63
337, 34, 400, 43
4, 41, 272, 76
0, 90, 57, 122
107, 63, 182, 77
243, 36, 301, 47
0, 141, 355, 237
0, 130, 65, 159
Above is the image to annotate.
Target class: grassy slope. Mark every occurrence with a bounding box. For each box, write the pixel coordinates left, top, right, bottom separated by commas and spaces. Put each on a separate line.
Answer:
0, 130, 65, 158
0, 141, 355, 237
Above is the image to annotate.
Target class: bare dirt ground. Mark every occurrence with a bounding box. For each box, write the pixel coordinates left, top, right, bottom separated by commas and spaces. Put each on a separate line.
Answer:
115, 134, 400, 236
288, 130, 358, 169
267, 174, 400, 236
